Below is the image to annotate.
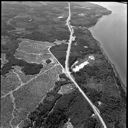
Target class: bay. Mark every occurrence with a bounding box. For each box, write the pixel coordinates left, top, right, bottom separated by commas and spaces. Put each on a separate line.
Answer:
89, 2, 127, 86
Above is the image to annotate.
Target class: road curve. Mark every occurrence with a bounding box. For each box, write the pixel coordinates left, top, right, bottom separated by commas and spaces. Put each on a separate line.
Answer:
65, 2, 107, 128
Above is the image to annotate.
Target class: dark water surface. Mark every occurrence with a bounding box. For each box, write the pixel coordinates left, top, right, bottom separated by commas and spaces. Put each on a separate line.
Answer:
89, 2, 127, 86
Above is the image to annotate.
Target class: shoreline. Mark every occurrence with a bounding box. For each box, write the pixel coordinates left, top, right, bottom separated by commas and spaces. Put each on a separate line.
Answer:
89, 2, 127, 88
88, 16, 126, 94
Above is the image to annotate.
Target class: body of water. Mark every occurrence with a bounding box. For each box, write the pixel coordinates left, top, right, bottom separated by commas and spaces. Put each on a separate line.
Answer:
89, 2, 127, 86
